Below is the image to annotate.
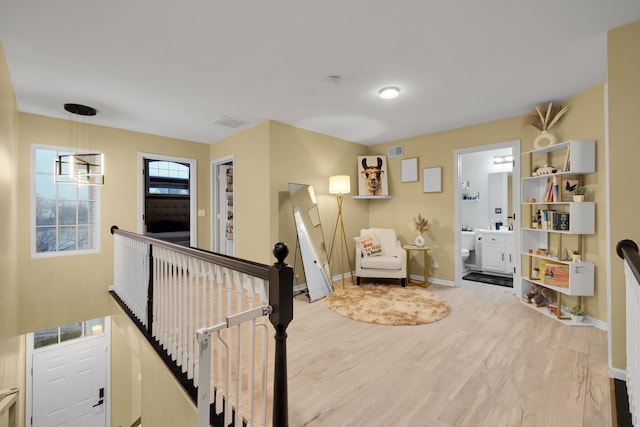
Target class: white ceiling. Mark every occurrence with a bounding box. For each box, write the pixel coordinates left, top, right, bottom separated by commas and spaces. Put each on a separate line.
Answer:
1, 1, 639, 146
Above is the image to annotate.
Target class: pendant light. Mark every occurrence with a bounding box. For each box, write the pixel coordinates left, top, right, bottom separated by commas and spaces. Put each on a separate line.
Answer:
55, 103, 104, 185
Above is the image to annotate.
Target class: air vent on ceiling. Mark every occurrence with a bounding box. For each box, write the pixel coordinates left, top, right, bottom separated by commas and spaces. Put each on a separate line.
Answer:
388, 145, 403, 158
212, 115, 250, 128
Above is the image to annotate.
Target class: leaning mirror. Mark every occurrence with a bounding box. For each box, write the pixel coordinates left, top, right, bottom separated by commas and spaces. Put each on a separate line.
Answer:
288, 183, 333, 301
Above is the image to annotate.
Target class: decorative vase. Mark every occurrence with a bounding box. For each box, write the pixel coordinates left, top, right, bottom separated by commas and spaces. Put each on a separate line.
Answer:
415, 234, 425, 247
573, 194, 585, 202
571, 254, 581, 263
570, 314, 585, 323
533, 130, 558, 150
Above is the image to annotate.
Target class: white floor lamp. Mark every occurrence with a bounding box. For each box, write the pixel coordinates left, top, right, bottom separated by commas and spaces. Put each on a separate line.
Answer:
328, 175, 353, 288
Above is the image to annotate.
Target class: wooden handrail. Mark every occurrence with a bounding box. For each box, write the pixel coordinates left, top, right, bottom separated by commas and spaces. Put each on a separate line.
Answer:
111, 225, 271, 279
617, 239, 640, 285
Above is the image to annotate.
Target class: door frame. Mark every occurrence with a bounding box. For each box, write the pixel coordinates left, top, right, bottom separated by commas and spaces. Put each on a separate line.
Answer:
454, 140, 521, 294
26, 317, 111, 427
211, 155, 235, 255
138, 152, 198, 247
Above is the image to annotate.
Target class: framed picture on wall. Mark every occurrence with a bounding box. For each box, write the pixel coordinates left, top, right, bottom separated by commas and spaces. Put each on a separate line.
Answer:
358, 155, 389, 196
401, 158, 418, 182
423, 167, 442, 193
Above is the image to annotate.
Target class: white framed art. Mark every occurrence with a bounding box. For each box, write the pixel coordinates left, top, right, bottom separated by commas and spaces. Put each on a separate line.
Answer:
423, 167, 442, 193
401, 158, 418, 183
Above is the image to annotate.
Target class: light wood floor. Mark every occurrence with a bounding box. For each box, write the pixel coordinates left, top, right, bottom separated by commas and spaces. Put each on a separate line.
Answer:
284, 280, 611, 427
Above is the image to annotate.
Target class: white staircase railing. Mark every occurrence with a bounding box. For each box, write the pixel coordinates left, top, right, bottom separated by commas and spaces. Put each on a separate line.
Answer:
110, 226, 293, 427
0, 387, 19, 427
617, 239, 640, 426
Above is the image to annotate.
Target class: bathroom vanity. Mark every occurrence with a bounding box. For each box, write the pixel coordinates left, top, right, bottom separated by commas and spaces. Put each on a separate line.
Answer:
476, 230, 513, 275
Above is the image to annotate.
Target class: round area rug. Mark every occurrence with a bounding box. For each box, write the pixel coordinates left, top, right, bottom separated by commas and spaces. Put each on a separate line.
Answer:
326, 283, 451, 326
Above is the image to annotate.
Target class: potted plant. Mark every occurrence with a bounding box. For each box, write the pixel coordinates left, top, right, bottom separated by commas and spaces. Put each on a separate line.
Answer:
571, 250, 581, 263
570, 305, 586, 322
572, 185, 587, 202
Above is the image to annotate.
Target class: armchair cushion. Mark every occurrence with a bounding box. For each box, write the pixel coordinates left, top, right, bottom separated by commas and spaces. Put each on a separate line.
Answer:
361, 254, 402, 269
355, 234, 384, 257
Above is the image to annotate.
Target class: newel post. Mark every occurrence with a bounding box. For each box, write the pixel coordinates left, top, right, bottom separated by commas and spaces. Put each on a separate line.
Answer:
268, 242, 294, 427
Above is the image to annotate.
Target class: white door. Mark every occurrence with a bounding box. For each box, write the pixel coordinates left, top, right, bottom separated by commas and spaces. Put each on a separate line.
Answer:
32, 334, 106, 427
211, 156, 235, 256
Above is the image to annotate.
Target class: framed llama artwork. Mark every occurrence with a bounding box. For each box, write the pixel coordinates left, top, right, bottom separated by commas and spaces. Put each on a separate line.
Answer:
358, 155, 389, 196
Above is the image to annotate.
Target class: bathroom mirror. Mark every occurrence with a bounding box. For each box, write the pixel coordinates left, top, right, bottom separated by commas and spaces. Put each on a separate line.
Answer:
288, 183, 334, 302
488, 172, 512, 228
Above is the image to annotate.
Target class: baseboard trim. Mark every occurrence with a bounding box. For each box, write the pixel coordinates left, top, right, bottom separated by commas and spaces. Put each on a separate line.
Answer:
408, 274, 455, 287
610, 367, 627, 381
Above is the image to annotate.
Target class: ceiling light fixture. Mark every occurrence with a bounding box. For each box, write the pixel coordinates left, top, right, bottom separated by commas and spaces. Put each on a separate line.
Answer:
378, 86, 400, 100
55, 103, 104, 185
493, 155, 514, 165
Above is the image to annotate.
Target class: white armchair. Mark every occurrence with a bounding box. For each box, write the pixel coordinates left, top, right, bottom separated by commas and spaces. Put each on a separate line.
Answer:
354, 228, 407, 286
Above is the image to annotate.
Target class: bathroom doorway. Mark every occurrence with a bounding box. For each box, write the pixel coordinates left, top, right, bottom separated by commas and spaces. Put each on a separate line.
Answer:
454, 140, 521, 295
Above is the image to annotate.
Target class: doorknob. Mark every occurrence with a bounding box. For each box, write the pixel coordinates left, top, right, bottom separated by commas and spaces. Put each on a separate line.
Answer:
93, 387, 105, 407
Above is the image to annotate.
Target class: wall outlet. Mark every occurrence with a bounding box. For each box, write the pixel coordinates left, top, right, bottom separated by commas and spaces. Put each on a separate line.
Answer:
432, 261, 439, 269
198, 209, 206, 217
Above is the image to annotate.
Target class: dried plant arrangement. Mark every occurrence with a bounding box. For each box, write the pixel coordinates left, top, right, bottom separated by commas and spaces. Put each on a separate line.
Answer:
409, 213, 431, 236
525, 102, 568, 131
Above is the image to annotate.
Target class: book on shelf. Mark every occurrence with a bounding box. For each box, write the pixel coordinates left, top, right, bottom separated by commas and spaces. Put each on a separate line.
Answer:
556, 212, 570, 231
542, 181, 553, 202
550, 176, 559, 203
541, 177, 560, 203
540, 260, 570, 287
540, 210, 556, 230
562, 146, 571, 172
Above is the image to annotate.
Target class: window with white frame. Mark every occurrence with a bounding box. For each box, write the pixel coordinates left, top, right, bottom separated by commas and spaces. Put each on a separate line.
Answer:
146, 160, 190, 195
32, 145, 100, 257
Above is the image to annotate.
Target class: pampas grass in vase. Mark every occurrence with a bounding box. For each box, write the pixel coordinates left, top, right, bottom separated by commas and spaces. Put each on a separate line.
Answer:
526, 102, 568, 149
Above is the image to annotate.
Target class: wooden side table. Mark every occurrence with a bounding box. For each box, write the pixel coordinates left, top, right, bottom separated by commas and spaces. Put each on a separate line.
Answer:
403, 245, 430, 288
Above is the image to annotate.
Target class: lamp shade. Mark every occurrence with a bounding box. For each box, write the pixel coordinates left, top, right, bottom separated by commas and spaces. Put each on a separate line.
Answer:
329, 175, 351, 195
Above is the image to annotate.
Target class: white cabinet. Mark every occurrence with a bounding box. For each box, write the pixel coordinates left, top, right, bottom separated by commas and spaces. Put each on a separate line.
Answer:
520, 140, 596, 323
479, 231, 513, 274
506, 242, 514, 274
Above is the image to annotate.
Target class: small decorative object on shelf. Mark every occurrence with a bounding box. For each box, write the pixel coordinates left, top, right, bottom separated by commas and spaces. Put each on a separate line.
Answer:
409, 213, 430, 248
570, 305, 586, 322
571, 250, 581, 263
531, 164, 558, 176
526, 102, 569, 149
572, 185, 587, 202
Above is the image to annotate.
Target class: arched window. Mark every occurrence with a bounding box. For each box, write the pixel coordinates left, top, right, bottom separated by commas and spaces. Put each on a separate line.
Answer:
146, 160, 190, 195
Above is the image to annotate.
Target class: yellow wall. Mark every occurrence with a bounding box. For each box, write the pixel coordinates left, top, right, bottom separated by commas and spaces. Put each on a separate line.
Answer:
16, 113, 211, 333
111, 307, 196, 427
210, 122, 272, 263
268, 121, 369, 278
608, 21, 640, 370
369, 116, 532, 282
368, 84, 606, 320
0, 40, 25, 427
